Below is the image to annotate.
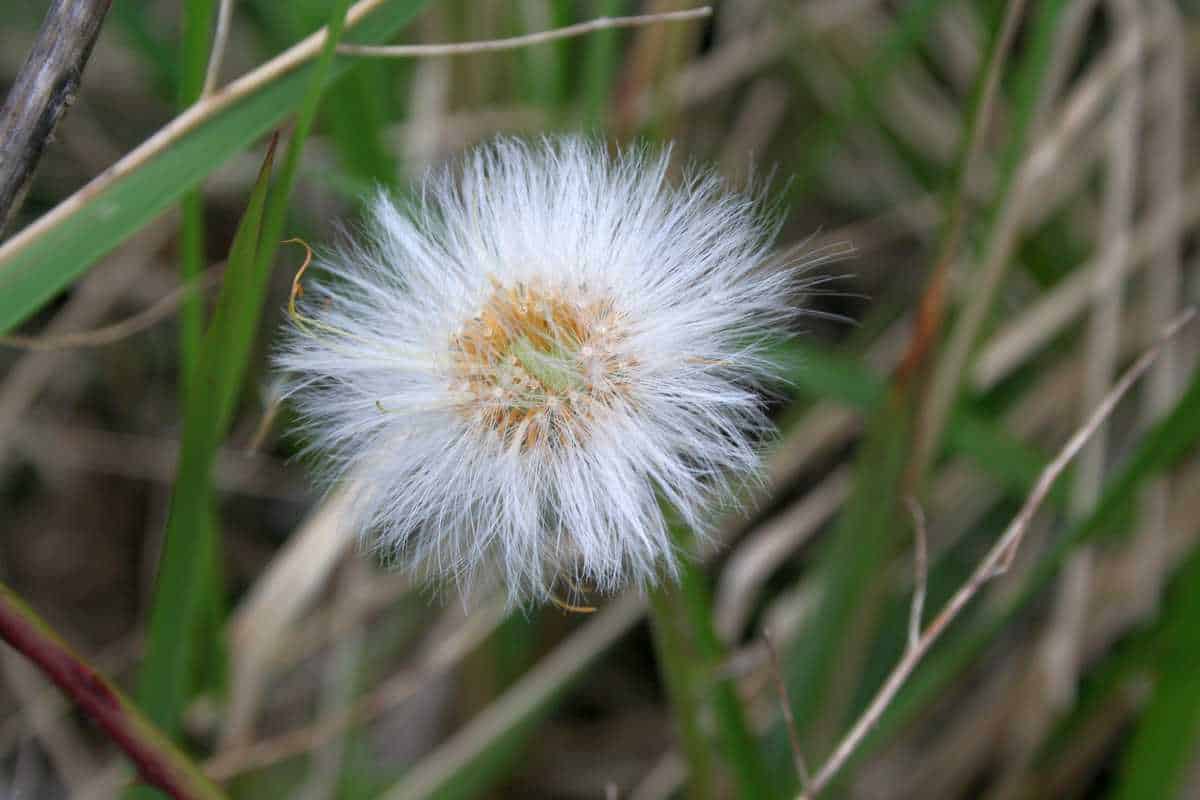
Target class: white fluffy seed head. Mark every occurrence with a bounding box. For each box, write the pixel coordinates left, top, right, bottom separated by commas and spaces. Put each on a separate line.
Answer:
276, 136, 811, 607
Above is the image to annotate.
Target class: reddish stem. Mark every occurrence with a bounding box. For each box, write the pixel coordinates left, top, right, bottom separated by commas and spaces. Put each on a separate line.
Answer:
0, 584, 225, 799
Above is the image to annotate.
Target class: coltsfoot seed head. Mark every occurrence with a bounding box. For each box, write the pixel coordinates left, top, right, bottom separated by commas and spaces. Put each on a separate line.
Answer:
276, 137, 810, 606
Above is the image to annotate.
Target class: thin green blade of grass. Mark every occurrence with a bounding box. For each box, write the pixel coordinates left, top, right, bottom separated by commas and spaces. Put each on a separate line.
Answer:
1108, 540, 1200, 800
0, 0, 430, 335
579, 0, 626, 128
135, 136, 278, 740
175, 2, 222, 712
284, 0, 400, 191
780, 394, 911, 785
323, 61, 398, 188
178, 0, 216, 392
250, 0, 361, 328
136, 0, 382, 745
517, 1, 572, 112
675, 552, 773, 798
648, 520, 772, 799
649, 581, 720, 799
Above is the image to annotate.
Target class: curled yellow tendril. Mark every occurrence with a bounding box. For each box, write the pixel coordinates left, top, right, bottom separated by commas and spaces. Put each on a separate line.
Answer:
284, 237, 315, 333
283, 237, 370, 344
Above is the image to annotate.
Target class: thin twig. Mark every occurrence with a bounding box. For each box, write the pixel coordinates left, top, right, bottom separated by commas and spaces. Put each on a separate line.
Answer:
796, 308, 1196, 799
763, 631, 810, 788
0, 0, 112, 233
336, 8, 712, 57
201, 0, 236, 97
904, 498, 929, 651
0, 266, 223, 351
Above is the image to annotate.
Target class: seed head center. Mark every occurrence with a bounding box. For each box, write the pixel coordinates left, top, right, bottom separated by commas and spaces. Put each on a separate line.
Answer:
450, 278, 625, 448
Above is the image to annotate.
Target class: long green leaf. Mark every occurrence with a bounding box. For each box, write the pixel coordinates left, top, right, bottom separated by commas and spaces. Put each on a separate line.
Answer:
781, 392, 910, 774
177, 0, 216, 392
580, 0, 626, 127
0, 0, 429, 334
135, 0, 391, 743
135, 137, 278, 738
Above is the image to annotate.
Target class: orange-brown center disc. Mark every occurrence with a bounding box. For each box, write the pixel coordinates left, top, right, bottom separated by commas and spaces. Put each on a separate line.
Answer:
450, 279, 628, 450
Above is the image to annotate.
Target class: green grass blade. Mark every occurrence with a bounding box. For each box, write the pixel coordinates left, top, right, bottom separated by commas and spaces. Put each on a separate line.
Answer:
580, 0, 626, 128
517, 1, 572, 112
676, 554, 773, 797
781, 393, 911, 776
1108, 540, 1200, 800
282, 0, 400, 191
0, 0, 430, 335
649, 582, 720, 799
649, 524, 771, 799
251, 0, 362, 326
136, 0, 421, 749
135, 137, 278, 738
177, 0, 216, 391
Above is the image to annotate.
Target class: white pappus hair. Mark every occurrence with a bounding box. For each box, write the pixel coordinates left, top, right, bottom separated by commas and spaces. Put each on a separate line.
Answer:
277, 136, 811, 607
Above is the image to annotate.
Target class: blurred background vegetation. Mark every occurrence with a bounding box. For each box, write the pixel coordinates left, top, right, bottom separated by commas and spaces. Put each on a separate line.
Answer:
2, 0, 1200, 798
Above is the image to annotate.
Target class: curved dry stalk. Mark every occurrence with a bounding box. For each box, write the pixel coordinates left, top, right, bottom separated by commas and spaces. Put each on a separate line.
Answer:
796, 309, 1196, 800
0, 266, 223, 351
336, 7, 712, 58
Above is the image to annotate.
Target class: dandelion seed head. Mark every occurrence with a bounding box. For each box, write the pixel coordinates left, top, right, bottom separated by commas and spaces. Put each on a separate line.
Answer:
276, 136, 816, 607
